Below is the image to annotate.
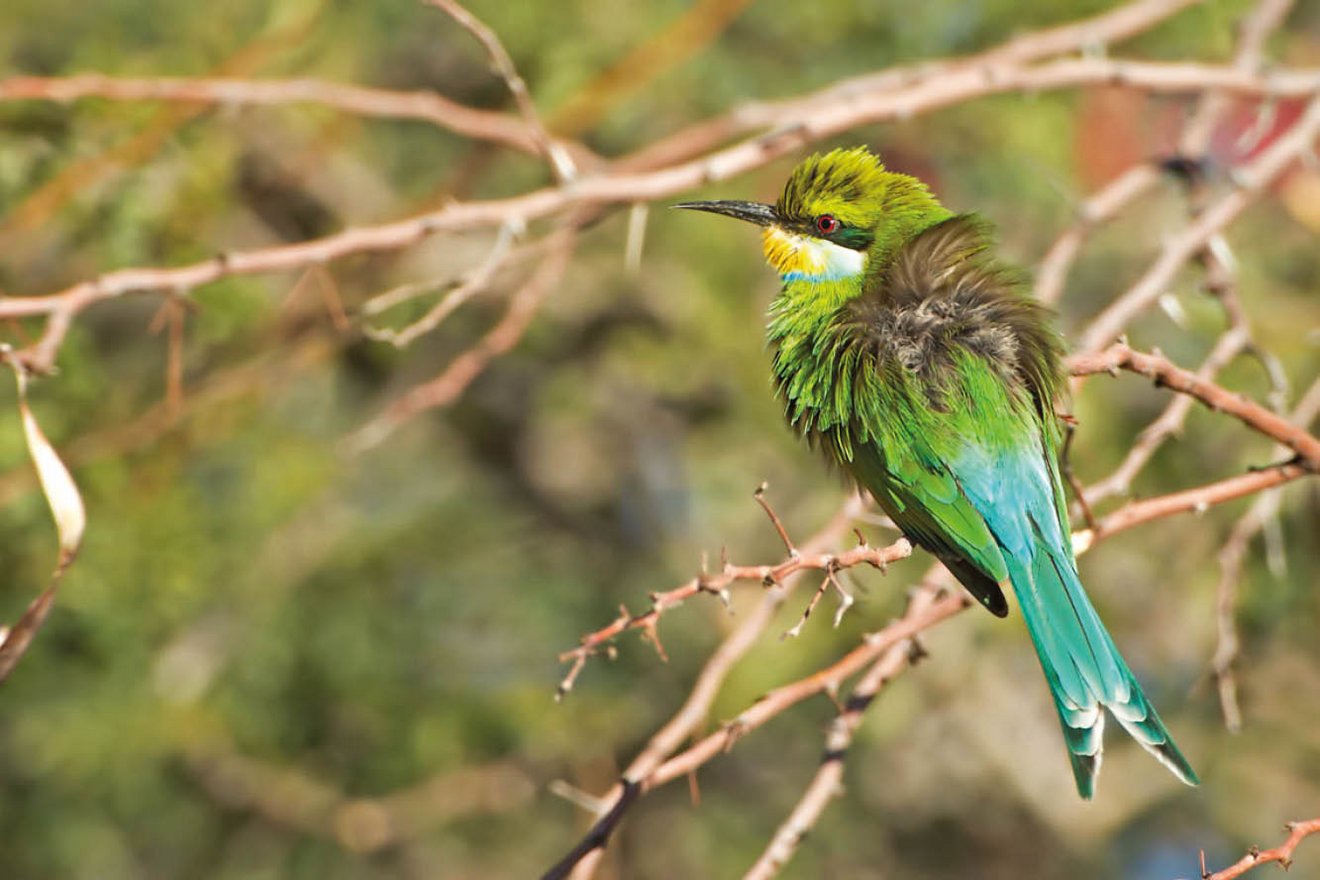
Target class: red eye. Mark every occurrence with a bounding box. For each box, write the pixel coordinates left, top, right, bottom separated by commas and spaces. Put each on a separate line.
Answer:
816, 214, 840, 234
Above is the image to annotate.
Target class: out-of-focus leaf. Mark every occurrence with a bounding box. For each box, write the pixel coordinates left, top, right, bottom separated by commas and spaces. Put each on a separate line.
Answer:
15, 368, 86, 559
0, 364, 86, 683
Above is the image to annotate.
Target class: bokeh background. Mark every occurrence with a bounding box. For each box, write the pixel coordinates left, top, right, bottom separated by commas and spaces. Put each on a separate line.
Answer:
1, 1, 1318, 877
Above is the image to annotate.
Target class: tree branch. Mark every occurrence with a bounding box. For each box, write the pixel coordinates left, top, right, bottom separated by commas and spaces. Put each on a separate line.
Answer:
424, 0, 576, 181
1068, 343, 1320, 467
0, 73, 560, 157
5, 58, 1318, 374
1201, 818, 1320, 879
1078, 95, 1320, 354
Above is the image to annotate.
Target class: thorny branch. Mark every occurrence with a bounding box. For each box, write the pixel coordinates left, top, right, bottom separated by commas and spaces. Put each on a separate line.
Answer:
1199, 818, 1320, 880
1068, 343, 1320, 468
555, 492, 910, 699
551, 318, 1320, 879
743, 564, 947, 880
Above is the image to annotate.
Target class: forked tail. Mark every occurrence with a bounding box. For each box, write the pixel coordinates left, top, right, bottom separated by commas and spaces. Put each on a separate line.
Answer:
1007, 524, 1198, 799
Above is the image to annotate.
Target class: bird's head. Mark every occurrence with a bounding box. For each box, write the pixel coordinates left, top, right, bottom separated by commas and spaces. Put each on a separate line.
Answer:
675, 146, 950, 283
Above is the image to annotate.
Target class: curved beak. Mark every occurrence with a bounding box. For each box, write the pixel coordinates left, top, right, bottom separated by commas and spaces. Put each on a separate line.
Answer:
671, 200, 777, 227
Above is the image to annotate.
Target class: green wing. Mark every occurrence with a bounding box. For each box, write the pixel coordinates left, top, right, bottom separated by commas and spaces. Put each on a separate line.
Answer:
851, 438, 1011, 617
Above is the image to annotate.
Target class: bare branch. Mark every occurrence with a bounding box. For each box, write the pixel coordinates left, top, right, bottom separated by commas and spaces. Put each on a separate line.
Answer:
0, 73, 562, 157
1034, 163, 1163, 307
1210, 375, 1320, 731
1082, 328, 1252, 505
558, 495, 872, 879
424, 0, 576, 181
363, 220, 523, 347
1078, 96, 1320, 354
1068, 343, 1320, 467
1200, 818, 1320, 879
345, 226, 578, 453
6, 57, 1319, 374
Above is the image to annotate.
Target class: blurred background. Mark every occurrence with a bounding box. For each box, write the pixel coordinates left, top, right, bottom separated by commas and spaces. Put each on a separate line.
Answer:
0, 0, 1318, 877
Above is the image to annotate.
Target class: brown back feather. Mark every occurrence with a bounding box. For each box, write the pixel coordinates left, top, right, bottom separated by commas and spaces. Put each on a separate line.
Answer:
848, 214, 1065, 417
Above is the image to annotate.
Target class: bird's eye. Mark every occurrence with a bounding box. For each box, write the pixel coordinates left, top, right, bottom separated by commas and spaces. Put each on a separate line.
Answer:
815, 214, 840, 235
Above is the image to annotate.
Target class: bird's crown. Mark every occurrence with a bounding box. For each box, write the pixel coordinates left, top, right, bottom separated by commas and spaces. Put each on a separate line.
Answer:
776, 146, 896, 232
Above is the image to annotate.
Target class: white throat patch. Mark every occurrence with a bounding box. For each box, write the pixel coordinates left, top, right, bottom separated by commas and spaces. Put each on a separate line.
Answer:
762, 226, 867, 282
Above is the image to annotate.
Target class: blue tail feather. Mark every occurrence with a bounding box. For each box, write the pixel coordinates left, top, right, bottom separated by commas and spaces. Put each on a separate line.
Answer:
1005, 523, 1198, 798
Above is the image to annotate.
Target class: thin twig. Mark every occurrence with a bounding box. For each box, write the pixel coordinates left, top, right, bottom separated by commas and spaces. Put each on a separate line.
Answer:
1209, 376, 1320, 731
363, 221, 522, 347
1200, 818, 1320, 879
754, 482, 800, 558
345, 226, 578, 453
1078, 96, 1320, 354
425, 0, 576, 181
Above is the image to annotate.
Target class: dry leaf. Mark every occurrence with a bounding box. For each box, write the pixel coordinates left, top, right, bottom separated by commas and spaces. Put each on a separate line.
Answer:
15, 369, 86, 559
0, 363, 87, 683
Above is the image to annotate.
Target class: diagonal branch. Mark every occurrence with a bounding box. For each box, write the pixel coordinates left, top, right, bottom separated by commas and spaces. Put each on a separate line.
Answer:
555, 503, 909, 699
1077, 95, 1320, 355
424, 0, 576, 182
1034, 163, 1164, 307
743, 565, 946, 880
1200, 818, 1320, 879
1081, 327, 1252, 505
344, 226, 578, 453
1068, 343, 1320, 467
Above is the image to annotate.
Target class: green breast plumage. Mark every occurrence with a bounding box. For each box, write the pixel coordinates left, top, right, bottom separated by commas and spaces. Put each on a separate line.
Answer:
768, 215, 1065, 461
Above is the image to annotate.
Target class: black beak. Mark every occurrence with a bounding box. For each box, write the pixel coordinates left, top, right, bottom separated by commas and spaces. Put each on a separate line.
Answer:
671, 200, 777, 227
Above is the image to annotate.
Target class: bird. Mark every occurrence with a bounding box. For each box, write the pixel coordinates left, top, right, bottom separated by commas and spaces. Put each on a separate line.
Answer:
674, 146, 1197, 799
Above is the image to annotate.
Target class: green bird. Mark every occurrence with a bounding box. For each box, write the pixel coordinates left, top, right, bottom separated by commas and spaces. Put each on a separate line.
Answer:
676, 146, 1197, 798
